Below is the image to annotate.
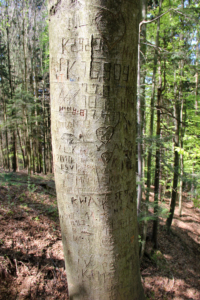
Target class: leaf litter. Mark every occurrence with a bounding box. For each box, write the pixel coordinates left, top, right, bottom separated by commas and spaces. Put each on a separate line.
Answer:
0, 170, 199, 299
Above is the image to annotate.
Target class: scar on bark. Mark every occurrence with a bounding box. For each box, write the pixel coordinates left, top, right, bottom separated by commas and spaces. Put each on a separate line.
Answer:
49, 0, 61, 16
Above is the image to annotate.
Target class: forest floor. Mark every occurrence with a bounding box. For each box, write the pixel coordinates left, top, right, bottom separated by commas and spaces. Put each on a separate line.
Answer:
0, 169, 199, 300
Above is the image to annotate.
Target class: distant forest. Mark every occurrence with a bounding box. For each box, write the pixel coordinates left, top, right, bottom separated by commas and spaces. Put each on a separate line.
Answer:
0, 0, 50, 174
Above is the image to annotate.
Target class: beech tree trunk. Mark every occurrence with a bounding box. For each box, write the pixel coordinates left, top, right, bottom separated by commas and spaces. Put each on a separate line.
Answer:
137, 0, 147, 214
146, 0, 162, 206
166, 92, 180, 232
6, 25, 17, 172
152, 86, 161, 249
49, 1, 145, 299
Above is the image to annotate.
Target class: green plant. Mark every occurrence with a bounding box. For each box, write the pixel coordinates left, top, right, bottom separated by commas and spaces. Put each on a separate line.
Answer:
28, 183, 37, 193
151, 250, 168, 270
138, 234, 142, 245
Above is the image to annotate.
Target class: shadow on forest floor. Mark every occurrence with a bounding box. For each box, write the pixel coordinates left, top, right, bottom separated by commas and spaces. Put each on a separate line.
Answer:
141, 192, 200, 300
0, 169, 200, 299
0, 169, 68, 299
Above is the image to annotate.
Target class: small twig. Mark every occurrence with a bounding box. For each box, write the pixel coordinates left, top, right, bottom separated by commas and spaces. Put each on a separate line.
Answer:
37, 263, 49, 275
141, 41, 169, 53
14, 259, 18, 276
6, 256, 14, 267
18, 261, 30, 275
52, 267, 57, 279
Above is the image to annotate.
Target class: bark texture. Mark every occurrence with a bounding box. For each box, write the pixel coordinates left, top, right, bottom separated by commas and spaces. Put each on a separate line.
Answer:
49, 1, 144, 299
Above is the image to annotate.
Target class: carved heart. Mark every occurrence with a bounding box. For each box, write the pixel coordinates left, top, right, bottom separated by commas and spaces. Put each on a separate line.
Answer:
95, 11, 126, 50
96, 126, 114, 144
101, 151, 113, 165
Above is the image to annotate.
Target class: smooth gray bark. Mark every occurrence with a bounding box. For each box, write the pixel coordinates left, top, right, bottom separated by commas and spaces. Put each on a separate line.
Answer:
146, 0, 162, 206
166, 70, 180, 232
49, 0, 145, 299
137, 0, 147, 214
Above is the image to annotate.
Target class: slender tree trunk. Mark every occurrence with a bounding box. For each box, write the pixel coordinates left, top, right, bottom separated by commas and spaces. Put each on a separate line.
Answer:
0, 132, 5, 168
152, 86, 161, 249
140, 0, 147, 187
17, 126, 26, 169
195, 58, 198, 112
47, 99, 52, 173
12, 131, 18, 171
6, 26, 17, 172
138, 0, 148, 260
179, 151, 183, 216
24, 110, 31, 175
23, 18, 28, 91
2, 92, 10, 170
146, 0, 162, 205
166, 100, 180, 232
141, 0, 162, 258
177, 1, 185, 217
178, 96, 184, 217
49, 1, 145, 299
152, 45, 166, 247
194, 29, 199, 114
42, 80, 47, 175
137, 0, 147, 214
137, 23, 143, 214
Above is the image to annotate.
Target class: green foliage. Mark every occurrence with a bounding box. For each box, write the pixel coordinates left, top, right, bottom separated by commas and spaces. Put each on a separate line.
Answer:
0, 0, 51, 173
138, 201, 170, 224
143, 0, 200, 213
151, 250, 168, 271
27, 174, 37, 193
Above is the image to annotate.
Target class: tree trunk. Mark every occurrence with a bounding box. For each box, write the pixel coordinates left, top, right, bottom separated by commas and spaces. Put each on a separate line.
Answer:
6, 25, 17, 172
17, 126, 26, 169
141, 0, 161, 258
178, 0, 185, 217
0, 132, 5, 168
178, 96, 184, 217
49, 1, 145, 299
137, 0, 147, 214
146, 0, 162, 206
166, 100, 180, 232
178, 150, 183, 217
152, 86, 161, 249
139, 0, 148, 260
2, 91, 10, 170
167, 2, 183, 228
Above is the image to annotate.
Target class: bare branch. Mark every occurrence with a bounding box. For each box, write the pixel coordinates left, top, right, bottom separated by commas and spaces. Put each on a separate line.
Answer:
141, 41, 169, 53
139, 8, 191, 29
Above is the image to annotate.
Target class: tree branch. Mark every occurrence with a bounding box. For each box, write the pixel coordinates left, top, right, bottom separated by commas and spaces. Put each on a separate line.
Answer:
139, 8, 192, 29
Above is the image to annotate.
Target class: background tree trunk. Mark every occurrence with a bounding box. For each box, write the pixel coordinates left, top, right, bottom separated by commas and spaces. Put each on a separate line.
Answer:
49, 0, 145, 299
166, 95, 180, 232
137, 0, 147, 214
146, 0, 162, 207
